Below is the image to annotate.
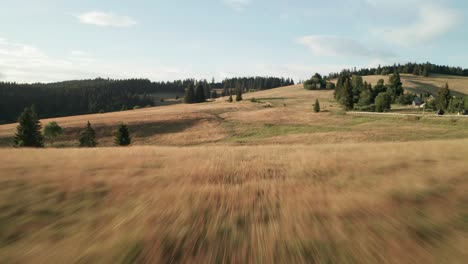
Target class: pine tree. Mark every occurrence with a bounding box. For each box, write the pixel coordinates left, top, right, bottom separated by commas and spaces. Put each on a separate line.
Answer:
235, 88, 243, 101
228, 90, 233, 103
436, 83, 451, 110
195, 82, 206, 103
314, 99, 320, 113
340, 79, 354, 110
114, 123, 131, 146
389, 68, 404, 100
79, 121, 97, 147
14, 106, 44, 147
184, 83, 196, 104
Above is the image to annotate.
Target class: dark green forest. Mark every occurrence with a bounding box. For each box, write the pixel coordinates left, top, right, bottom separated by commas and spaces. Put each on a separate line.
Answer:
328, 62, 468, 78
0, 77, 293, 123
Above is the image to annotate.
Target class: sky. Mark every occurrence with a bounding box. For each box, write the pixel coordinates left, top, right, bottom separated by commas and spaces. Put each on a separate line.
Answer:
0, 0, 467, 83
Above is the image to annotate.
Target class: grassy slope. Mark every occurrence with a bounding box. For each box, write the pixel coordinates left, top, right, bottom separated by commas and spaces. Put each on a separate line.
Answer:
1, 81, 468, 263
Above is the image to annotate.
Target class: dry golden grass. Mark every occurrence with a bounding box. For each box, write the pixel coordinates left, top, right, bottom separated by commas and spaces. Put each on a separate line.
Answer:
363, 74, 468, 95
1, 140, 467, 263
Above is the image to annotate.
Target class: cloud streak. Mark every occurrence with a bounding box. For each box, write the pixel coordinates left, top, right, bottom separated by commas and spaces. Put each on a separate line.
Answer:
296, 35, 395, 59
378, 4, 460, 46
76, 11, 137, 28
224, 0, 250, 11
0, 38, 179, 83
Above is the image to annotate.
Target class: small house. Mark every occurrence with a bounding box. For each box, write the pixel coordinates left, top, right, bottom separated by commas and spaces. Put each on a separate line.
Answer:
412, 97, 423, 107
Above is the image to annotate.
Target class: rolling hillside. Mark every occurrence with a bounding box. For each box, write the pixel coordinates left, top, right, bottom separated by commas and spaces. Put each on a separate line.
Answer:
363, 74, 468, 96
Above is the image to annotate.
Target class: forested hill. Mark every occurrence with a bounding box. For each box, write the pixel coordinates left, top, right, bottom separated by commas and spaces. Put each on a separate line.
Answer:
328, 62, 468, 78
0, 76, 293, 124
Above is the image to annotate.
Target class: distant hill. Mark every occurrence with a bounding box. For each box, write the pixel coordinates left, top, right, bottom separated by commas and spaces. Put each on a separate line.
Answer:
362, 74, 468, 96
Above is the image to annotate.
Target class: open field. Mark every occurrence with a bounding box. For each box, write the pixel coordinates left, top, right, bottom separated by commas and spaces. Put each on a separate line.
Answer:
1, 140, 467, 263
1, 79, 468, 263
363, 74, 468, 96
1, 83, 467, 147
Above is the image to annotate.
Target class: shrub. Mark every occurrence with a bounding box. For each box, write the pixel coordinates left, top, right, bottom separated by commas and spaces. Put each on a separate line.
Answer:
43, 121, 63, 146
375, 93, 392, 112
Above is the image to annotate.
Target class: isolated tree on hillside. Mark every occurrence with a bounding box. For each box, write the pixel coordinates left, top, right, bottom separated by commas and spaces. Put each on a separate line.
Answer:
14, 106, 44, 147
228, 90, 233, 103
235, 88, 243, 101
436, 83, 451, 110
79, 121, 97, 147
195, 82, 206, 103
314, 99, 321, 113
114, 123, 131, 146
184, 83, 196, 104
43, 121, 63, 146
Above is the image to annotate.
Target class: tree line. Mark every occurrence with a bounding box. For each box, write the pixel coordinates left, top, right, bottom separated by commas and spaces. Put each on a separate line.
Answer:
0, 76, 292, 124
328, 62, 468, 79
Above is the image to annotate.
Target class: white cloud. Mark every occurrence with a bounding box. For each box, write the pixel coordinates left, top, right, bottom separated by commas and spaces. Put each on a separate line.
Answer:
76, 11, 137, 28
0, 38, 179, 83
377, 5, 460, 46
224, 0, 250, 11
296, 35, 395, 59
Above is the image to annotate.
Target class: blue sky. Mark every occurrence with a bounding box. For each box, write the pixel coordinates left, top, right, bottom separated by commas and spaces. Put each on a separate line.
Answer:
0, 0, 467, 83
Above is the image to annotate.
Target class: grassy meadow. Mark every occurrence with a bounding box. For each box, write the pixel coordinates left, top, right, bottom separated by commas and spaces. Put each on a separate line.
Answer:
1, 78, 468, 263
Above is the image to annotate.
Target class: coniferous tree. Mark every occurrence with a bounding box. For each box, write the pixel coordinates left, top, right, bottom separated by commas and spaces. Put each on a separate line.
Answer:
114, 123, 131, 146
388, 68, 404, 101
228, 90, 233, 103
184, 83, 196, 104
351, 75, 364, 103
436, 83, 451, 110
314, 99, 320, 113
79, 121, 97, 147
14, 106, 44, 147
195, 82, 206, 103
235, 88, 243, 101
340, 79, 354, 110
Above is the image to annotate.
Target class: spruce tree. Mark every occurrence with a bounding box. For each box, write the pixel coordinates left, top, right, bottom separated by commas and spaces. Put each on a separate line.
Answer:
314, 99, 320, 113
184, 83, 196, 104
195, 82, 206, 103
114, 123, 131, 146
14, 106, 44, 147
79, 121, 97, 147
436, 83, 451, 110
389, 68, 404, 100
236, 88, 243, 101
228, 90, 233, 103
340, 79, 354, 110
